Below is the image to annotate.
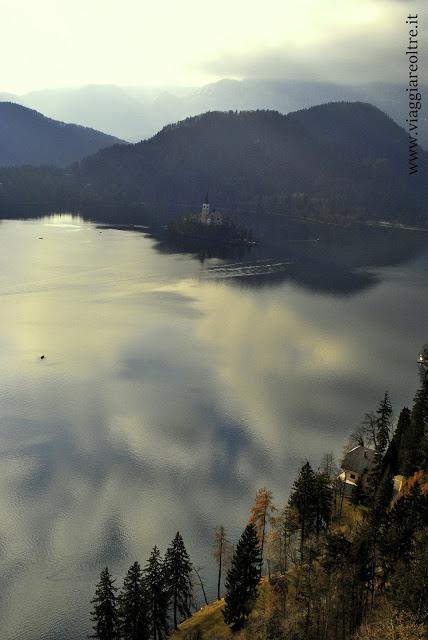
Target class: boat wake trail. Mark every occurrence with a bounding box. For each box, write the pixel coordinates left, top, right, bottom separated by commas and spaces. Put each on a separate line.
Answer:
203, 260, 293, 279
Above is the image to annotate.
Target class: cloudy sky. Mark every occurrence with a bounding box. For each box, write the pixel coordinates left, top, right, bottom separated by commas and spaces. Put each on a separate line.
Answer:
1, 0, 425, 93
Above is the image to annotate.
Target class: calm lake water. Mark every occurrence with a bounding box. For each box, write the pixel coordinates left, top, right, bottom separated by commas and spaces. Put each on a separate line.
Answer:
0, 214, 428, 639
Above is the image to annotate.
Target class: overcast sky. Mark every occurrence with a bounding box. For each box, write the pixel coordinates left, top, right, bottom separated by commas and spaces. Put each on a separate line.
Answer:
1, 0, 425, 93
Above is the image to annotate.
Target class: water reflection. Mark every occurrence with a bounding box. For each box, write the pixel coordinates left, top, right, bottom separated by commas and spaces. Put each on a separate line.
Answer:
0, 214, 427, 639
152, 217, 428, 294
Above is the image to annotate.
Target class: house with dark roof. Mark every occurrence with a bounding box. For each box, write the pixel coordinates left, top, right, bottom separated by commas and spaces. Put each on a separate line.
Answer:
338, 445, 377, 497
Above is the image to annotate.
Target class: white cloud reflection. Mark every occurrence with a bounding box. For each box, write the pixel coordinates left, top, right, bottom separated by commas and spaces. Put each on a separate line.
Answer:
0, 217, 427, 638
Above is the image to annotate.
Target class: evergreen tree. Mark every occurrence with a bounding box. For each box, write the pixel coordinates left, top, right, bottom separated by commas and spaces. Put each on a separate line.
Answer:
375, 392, 393, 457
118, 561, 150, 640
378, 490, 416, 583
322, 532, 351, 572
223, 523, 262, 631
90, 567, 120, 640
367, 393, 393, 504
288, 462, 317, 559
144, 546, 169, 640
164, 532, 193, 630
406, 380, 428, 473
372, 471, 394, 525
384, 406, 411, 475
313, 471, 333, 538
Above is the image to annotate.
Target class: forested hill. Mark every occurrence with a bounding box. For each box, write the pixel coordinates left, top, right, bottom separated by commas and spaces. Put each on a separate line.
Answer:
74, 102, 427, 224
0, 102, 125, 167
288, 102, 408, 161
0, 102, 426, 226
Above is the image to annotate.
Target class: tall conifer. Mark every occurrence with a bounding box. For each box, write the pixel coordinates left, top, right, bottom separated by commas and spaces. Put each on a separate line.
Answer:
288, 462, 317, 559
164, 532, 193, 630
144, 546, 169, 640
375, 392, 393, 457
223, 523, 261, 631
118, 561, 150, 640
90, 567, 120, 640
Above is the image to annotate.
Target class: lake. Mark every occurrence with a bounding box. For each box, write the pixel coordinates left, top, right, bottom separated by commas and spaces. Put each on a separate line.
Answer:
0, 213, 427, 639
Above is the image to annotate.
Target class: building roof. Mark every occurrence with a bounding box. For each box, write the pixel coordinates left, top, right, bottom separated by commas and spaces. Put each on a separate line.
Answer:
341, 446, 376, 474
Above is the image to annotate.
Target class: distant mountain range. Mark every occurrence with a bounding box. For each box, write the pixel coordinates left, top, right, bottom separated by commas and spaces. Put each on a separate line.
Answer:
0, 102, 124, 167
2, 80, 426, 148
0, 102, 425, 228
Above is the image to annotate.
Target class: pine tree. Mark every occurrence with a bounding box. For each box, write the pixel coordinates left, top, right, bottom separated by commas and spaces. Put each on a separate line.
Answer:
164, 532, 193, 630
144, 546, 169, 640
375, 392, 393, 456
90, 567, 120, 640
400, 380, 428, 476
313, 471, 333, 538
383, 406, 411, 475
118, 561, 150, 640
288, 462, 317, 560
223, 523, 262, 631
372, 471, 394, 525
367, 393, 394, 504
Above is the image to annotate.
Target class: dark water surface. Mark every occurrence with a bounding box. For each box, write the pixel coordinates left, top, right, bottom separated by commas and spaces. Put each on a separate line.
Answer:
0, 214, 427, 639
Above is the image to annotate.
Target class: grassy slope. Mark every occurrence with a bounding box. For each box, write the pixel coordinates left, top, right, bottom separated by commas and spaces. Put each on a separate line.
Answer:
170, 501, 366, 639
171, 599, 233, 640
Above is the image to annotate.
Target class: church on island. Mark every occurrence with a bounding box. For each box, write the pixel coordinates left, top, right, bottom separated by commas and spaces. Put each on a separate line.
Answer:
167, 194, 255, 248
198, 195, 224, 226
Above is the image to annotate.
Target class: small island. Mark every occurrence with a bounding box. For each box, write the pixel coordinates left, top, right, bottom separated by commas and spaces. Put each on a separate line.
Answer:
167, 196, 256, 249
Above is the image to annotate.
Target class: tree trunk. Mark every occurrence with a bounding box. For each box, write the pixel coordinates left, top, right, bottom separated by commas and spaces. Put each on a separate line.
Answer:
300, 514, 306, 562
153, 600, 157, 640
217, 535, 223, 600
283, 520, 288, 573
193, 568, 209, 606
173, 579, 178, 630
260, 503, 267, 575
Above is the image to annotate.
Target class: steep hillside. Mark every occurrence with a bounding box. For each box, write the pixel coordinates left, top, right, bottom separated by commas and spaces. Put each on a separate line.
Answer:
171, 600, 232, 640
0, 102, 125, 167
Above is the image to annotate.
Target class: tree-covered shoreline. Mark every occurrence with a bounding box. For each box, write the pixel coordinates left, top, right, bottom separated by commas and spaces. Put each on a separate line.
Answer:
90, 360, 428, 640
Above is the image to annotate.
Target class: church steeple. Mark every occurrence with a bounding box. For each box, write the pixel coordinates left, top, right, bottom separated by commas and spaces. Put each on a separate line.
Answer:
201, 194, 210, 222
